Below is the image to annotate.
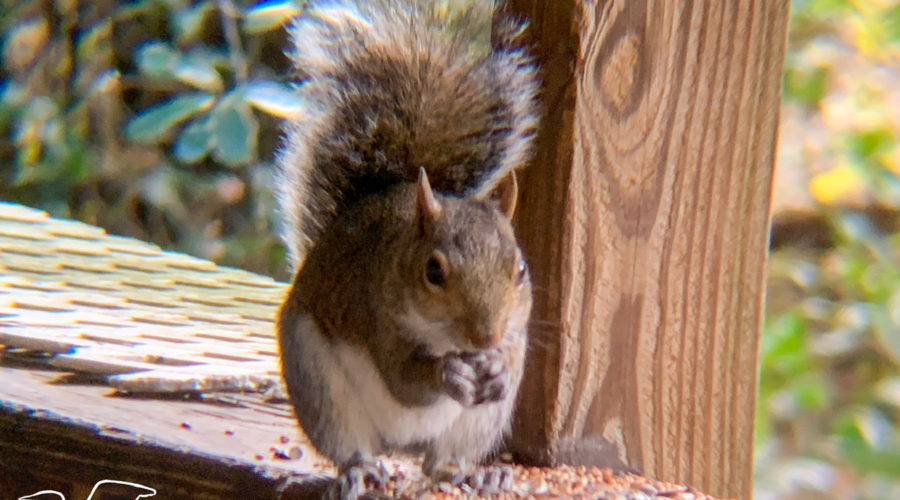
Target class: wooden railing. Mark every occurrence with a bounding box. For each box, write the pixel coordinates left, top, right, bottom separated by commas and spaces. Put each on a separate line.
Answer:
506, 2, 789, 499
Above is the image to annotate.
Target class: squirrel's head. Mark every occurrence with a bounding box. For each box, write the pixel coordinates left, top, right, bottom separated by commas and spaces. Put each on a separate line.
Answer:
395, 168, 532, 355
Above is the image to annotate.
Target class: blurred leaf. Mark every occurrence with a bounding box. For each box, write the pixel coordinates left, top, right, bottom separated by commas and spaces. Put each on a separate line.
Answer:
139, 164, 189, 220
243, 0, 303, 33
173, 1, 214, 40
876, 145, 900, 172
0, 80, 26, 106
838, 434, 900, 477
762, 313, 810, 374
810, 327, 863, 357
793, 0, 853, 19
174, 50, 224, 92
801, 296, 834, 322
75, 20, 111, 61
756, 457, 837, 495
114, 0, 162, 20
210, 93, 258, 166
849, 127, 894, 160
84, 70, 120, 98
793, 374, 830, 410
853, 407, 892, 450
835, 211, 879, 244
877, 182, 900, 211
139, 42, 224, 91
887, 5, 900, 44
3, 17, 49, 71
862, 263, 898, 302
873, 310, 900, 364
891, 290, 900, 327
784, 65, 828, 108
809, 164, 866, 205
876, 376, 900, 408
137, 41, 179, 77
787, 259, 821, 289
244, 81, 304, 118
174, 117, 214, 163
13, 96, 58, 163
126, 93, 215, 144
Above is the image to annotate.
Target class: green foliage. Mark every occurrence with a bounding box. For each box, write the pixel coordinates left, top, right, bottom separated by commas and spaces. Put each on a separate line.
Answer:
126, 93, 216, 143
758, 2, 900, 498
0, 0, 305, 278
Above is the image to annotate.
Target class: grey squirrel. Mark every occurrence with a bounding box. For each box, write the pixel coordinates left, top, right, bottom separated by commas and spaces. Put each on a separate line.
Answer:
276, 0, 538, 497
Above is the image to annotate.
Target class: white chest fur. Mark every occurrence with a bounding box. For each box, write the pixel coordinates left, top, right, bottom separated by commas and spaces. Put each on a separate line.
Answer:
297, 314, 463, 459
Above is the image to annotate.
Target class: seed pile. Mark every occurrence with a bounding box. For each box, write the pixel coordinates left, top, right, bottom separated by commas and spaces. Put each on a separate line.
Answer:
370, 463, 723, 499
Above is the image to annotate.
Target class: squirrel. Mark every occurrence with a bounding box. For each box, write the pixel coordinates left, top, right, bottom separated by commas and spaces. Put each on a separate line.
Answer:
275, 0, 538, 497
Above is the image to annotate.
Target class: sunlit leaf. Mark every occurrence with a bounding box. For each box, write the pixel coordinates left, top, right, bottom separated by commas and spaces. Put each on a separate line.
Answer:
854, 407, 893, 451
137, 41, 179, 77
873, 309, 900, 364
3, 18, 49, 71
126, 94, 215, 144
75, 20, 111, 61
879, 144, 900, 175
210, 94, 258, 166
243, 0, 303, 33
244, 81, 304, 118
849, 127, 893, 159
174, 2, 214, 40
876, 377, 900, 409
174, 51, 224, 92
115, 0, 160, 20
809, 164, 866, 205
761, 313, 811, 376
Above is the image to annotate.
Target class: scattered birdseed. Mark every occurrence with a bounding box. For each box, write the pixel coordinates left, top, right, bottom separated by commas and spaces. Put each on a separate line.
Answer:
359, 462, 725, 499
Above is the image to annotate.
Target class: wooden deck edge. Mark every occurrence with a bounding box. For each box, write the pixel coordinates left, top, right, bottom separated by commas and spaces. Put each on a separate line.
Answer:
0, 401, 326, 499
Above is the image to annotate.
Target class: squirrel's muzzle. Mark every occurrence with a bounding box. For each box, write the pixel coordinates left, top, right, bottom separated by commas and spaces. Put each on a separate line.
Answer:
464, 322, 502, 349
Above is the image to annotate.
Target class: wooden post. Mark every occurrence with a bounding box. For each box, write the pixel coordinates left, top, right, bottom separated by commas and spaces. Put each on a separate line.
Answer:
504, 2, 789, 499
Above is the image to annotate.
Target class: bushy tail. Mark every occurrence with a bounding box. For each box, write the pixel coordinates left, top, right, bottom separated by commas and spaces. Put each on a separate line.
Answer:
277, 0, 538, 269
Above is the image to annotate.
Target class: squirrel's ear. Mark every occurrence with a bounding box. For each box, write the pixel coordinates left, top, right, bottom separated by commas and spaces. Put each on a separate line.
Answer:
494, 171, 519, 220
416, 167, 442, 232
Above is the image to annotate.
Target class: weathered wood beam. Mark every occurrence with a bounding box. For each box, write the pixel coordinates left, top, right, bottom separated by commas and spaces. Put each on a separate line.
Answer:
505, 2, 790, 498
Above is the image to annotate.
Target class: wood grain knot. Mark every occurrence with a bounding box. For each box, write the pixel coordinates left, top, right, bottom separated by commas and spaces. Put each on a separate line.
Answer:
598, 32, 642, 114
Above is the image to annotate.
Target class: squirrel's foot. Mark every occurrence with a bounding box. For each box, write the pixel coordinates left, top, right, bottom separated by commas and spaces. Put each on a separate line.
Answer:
441, 349, 510, 406
329, 454, 389, 500
432, 464, 515, 496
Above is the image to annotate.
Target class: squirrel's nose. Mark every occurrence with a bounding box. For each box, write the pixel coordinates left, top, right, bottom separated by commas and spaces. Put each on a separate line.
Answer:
465, 322, 502, 349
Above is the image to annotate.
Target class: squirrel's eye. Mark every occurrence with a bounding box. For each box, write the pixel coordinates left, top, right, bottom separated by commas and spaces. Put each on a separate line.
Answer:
516, 257, 528, 285
425, 253, 447, 288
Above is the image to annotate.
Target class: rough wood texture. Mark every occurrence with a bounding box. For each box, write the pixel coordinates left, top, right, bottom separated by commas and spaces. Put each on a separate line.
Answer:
505, 2, 789, 498
0, 361, 333, 499
0, 359, 725, 499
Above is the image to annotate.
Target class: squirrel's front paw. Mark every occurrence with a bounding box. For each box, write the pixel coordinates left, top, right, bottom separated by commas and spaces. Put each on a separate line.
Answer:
441, 350, 510, 406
